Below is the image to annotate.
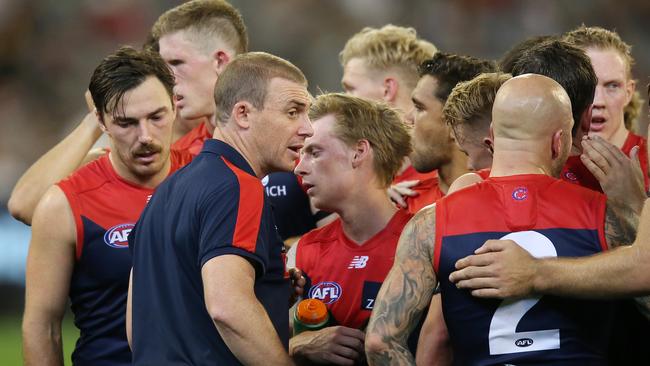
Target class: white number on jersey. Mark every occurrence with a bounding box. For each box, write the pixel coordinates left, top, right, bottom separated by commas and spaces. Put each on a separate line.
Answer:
488, 231, 560, 355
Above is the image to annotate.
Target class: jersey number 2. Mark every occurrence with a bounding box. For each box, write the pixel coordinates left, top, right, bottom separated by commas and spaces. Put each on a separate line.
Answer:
488, 231, 560, 355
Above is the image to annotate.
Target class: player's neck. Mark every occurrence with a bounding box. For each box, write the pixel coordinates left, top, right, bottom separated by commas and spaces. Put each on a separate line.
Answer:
490, 149, 551, 177
438, 147, 470, 194
396, 158, 411, 176
608, 124, 629, 149
339, 190, 397, 245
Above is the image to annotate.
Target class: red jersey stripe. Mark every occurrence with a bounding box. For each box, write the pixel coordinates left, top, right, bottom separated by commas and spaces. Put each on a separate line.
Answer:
222, 157, 263, 253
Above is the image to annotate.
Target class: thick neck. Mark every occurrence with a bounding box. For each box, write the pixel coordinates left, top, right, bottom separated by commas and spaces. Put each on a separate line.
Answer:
490, 139, 553, 177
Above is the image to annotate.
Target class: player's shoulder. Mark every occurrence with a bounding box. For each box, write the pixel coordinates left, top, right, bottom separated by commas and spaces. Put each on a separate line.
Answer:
447, 172, 485, 196
550, 175, 605, 200
57, 154, 111, 195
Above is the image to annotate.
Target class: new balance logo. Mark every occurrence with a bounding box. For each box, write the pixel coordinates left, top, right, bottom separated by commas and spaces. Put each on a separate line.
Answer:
348, 256, 369, 269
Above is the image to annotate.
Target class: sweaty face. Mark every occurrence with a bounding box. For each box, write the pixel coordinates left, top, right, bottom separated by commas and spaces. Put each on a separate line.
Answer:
409, 75, 453, 173
295, 115, 354, 213
587, 47, 634, 143
158, 31, 217, 120
251, 78, 313, 175
102, 77, 175, 184
341, 58, 385, 101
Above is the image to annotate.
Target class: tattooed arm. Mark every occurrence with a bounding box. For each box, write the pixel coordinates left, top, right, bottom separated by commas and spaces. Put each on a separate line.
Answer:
365, 205, 437, 366
604, 204, 638, 249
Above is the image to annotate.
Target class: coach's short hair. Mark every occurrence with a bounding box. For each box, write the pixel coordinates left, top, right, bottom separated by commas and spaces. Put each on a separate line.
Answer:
89, 46, 174, 123
340, 25, 437, 88
443, 72, 511, 142
214, 52, 307, 123
510, 39, 597, 135
151, 0, 248, 55
419, 52, 497, 102
309, 93, 411, 187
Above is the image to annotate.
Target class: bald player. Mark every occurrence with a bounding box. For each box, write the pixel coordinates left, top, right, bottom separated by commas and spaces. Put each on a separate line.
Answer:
366, 74, 629, 365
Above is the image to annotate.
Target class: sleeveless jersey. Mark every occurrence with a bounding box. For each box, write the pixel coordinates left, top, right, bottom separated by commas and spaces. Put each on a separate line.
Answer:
56, 150, 191, 365
435, 174, 614, 365
297, 209, 412, 329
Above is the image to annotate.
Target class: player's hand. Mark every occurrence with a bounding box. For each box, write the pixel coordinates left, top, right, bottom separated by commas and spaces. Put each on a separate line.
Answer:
449, 239, 537, 299
388, 180, 419, 208
289, 268, 306, 306
580, 135, 645, 214
290, 326, 365, 365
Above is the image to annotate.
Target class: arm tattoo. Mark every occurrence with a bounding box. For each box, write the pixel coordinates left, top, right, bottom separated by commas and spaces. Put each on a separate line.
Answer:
605, 203, 639, 248
366, 207, 438, 365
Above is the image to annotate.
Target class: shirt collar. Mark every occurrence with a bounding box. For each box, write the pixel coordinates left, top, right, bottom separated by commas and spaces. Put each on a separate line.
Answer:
200, 139, 257, 177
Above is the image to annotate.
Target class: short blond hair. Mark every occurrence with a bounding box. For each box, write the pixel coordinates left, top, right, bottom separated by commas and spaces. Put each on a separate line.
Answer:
443, 72, 511, 141
564, 25, 633, 76
309, 93, 412, 187
152, 0, 248, 55
340, 25, 436, 88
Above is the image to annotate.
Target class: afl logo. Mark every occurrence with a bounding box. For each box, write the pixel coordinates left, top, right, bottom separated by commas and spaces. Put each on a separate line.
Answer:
103, 223, 134, 248
308, 281, 342, 304
564, 170, 577, 182
512, 187, 528, 201
515, 338, 534, 347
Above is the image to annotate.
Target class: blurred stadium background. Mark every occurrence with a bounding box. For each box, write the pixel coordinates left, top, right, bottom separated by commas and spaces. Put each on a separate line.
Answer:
0, 0, 648, 364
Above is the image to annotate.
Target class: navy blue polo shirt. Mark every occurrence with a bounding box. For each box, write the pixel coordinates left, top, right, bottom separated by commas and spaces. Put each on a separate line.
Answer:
263, 172, 317, 240
129, 139, 290, 365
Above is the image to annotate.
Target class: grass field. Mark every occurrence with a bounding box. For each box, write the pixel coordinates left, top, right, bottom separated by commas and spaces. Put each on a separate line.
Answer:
0, 314, 78, 365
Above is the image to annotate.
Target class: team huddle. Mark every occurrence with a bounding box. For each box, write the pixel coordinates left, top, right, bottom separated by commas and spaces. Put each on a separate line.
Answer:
10, 0, 650, 365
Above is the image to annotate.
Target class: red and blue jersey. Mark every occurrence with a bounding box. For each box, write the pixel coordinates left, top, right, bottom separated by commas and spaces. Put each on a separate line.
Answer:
297, 209, 412, 328
130, 139, 290, 365
56, 150, 190, 365
435, 174, 615, 365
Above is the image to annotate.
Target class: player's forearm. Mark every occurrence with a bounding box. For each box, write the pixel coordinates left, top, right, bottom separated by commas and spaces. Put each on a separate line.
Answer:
533, 245, 650, 298
22, 318, 64, 366
8, 113, 102, 225
365, 335, 415, 366
415, 295, 453, 366
535, 199, 650, 298
213, 299, 294, 366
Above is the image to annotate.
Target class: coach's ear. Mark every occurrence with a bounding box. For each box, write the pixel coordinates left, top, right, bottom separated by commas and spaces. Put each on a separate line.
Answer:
231, 101, 254, 129
351, 139, 371, 169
